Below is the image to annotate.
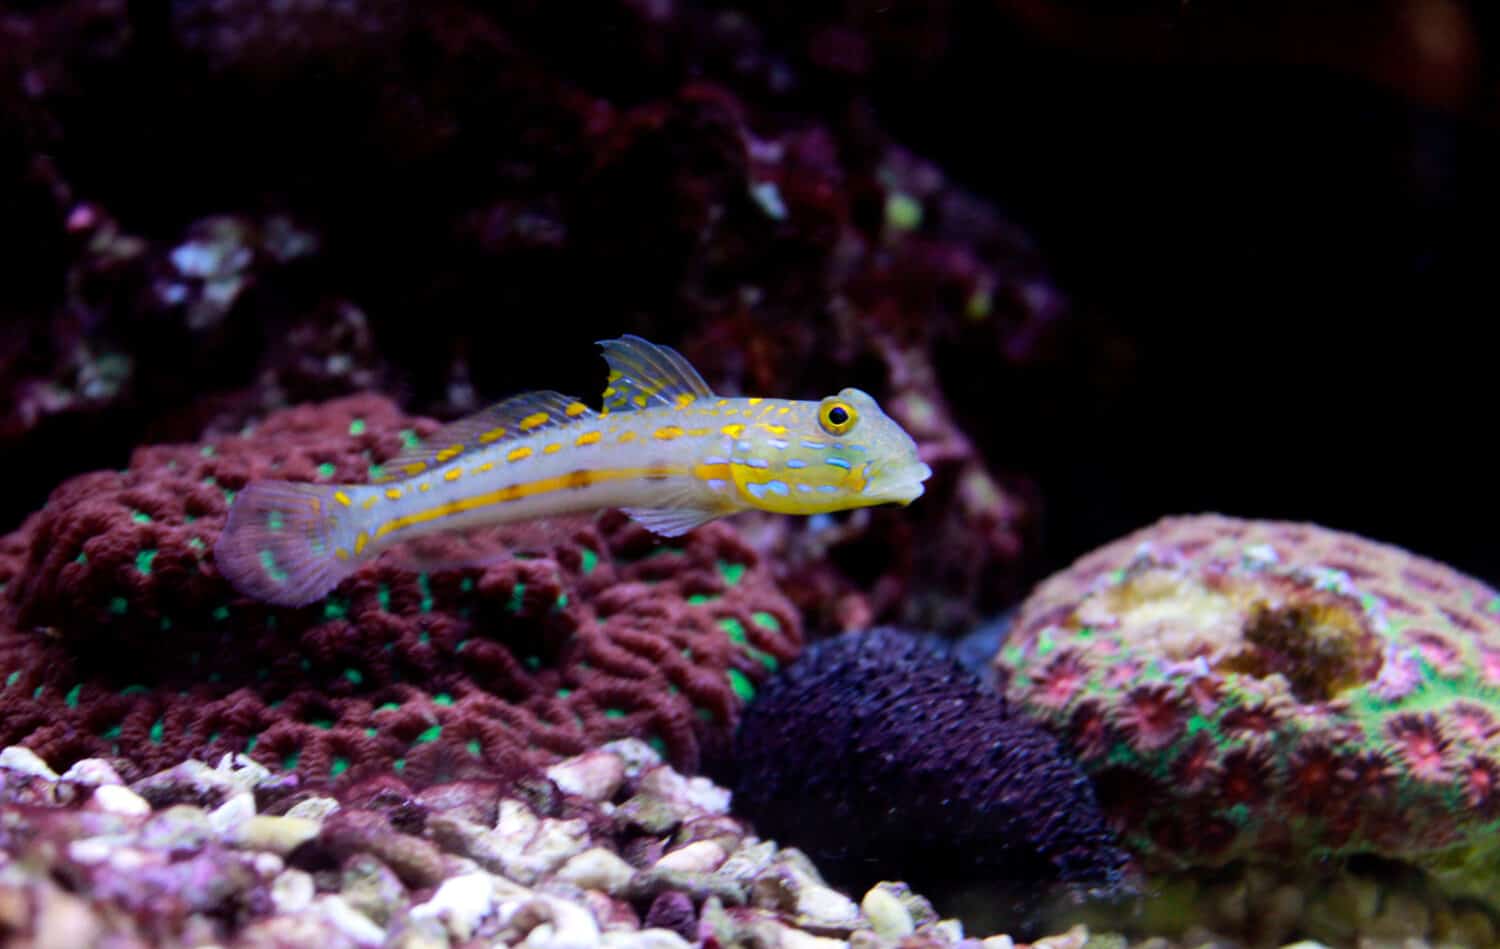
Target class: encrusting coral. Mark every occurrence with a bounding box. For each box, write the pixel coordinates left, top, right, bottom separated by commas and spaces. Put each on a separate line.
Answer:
728, 627, 1129, 926
995, 514, 1500, 909
0, 394, 800, 786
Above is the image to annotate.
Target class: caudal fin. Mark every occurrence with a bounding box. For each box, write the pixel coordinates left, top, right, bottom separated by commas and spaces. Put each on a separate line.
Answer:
215, 481, 359, 607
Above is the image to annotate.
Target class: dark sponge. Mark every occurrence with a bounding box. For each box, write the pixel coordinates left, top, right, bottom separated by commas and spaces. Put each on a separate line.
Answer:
729, 628, 1128, 904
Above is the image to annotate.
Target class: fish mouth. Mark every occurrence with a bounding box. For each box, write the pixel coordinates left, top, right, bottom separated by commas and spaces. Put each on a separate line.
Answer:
881, 461, 933, 506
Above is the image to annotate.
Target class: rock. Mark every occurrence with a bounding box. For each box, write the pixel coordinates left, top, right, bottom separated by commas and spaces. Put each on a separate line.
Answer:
556, 848, 637, 895
547, 750, 627, 802
271, 869, 316, 914
88, 784, 152, 819
235, 815, 321, 855
411, 871, 494, 941
653, 840, 728, 875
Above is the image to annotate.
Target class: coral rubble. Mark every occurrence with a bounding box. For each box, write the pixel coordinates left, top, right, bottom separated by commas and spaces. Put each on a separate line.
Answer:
995, 514, 1500, 910
729, 627, 1128, 925
0, 395, 800, 785
0, 737, 1037, 948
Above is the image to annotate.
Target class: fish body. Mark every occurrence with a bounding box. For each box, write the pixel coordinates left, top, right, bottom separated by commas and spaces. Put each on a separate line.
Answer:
216, 336, 931, 606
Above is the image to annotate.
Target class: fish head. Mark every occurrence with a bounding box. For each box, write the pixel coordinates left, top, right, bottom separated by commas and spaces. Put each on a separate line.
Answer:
746, 387, 930, 514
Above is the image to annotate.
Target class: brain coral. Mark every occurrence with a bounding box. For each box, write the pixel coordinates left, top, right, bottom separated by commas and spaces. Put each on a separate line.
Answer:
0, 394, 800, 786
729, 627, 1128, 922
994, 514, 1500, 906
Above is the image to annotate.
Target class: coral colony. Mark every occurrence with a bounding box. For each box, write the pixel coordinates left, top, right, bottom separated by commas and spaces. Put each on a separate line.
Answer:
997, 515, 1500, 910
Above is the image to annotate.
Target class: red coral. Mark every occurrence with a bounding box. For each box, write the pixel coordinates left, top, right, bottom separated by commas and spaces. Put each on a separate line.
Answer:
0, 395, 802, 784
1462, 755, 1500, 818
1385, 713, 1452, 783
1112, 683, 1188, 752
1030, 649, 1091, 710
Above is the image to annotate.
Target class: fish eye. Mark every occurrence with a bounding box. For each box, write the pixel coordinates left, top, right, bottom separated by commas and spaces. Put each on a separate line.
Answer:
818, 399, 858, 436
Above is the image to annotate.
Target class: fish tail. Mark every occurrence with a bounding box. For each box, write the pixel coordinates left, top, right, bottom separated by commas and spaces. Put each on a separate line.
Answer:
215, 481, 361, 607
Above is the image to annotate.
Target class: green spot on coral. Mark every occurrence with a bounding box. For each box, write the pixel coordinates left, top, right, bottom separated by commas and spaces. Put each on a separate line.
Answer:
376, 702, 400, 712
377, 585, 391, 611
885, 192, 923, 231
604, 709, 625, 719
580, 548, 599, 574
434, 693, 453, 707
74, 552, 87, 565
524, 656, 541, 670
349, 418, 366, 436
188, 537, 205, 551
267, 510, 284, 531
258, 550, 288, 583
718, 617, 748, 644
466, 739, 482, 756
131, 510, 152, 524
311, 718, 334, 729
507, 583, 526, 613
121, 684, 148, 696
418, 573, 433, 612
647, 735, 667, 756
324, 598, 348, 620
394, 758, 406, 772
556, 688, 572, 698
245, 736, 257, 752
200, 444, 216, 458
223, 489, 236, 504
330, 757, 349, 777
4, 671, 18, 688
419, 631, 430, 645
554, 593, 568, 610
282, 751, 300, 770
688, 594, 711, 605
212, 605, 230, 621
460, 577, 474, 593
717, 561, 746, 585
367, 464, 385, 480
416, 725, 442, 743
109, 597, 128, 615
32, 686, 43, 699
400, 428, 421, 450
695, 708, 714, 723
751, 611, 780, 632
64, 684, 81, 708
344, 668, 363, 685
150, 719, 164, 743
727, 668, 755, 702
101, 724, 121, 740
318, 462, 337, 479
365, 727, 377, 738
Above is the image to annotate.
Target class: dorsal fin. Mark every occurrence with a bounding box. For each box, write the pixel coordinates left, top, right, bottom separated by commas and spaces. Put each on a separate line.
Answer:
374, 390, 595, 483
597, 335, 716, 415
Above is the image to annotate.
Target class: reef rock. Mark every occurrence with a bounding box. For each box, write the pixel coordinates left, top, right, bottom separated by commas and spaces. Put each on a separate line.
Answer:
0, 394, 800, 785
995, 514, 1500, 909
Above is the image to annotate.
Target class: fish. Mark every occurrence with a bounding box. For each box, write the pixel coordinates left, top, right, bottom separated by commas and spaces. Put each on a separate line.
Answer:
215, 335, 933, 607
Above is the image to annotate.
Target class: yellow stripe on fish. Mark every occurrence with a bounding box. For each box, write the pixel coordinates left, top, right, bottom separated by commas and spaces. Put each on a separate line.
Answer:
214, 335, 932, 607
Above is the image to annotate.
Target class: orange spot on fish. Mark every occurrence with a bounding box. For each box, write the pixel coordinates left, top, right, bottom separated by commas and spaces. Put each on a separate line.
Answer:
619, 431, 638, 443
444, 468, 463, 482
519, 412, 549, 432
354, 531, 369, 555
721, 423, 745, 438
385, 488, 403, 501
674, 393, 696, 409
478, 428, 507, 444
576, 431, 602, 446
654, 426, 685, 440
508, 446, 533, 463
435, 445, 464, 463
565, 401, 589, 417
544, 443, 563, 454
333, 491, 353, 508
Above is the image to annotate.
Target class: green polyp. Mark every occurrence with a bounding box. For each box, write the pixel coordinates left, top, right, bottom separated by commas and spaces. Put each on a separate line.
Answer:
580, 549, 599, 574
554, 593, 568, 610
344, 668, 363, 685
376, 702, 400, 712
604, 708, 625, 719
267, 510, 284, 531
109, 597, 128, 615
415, 725, 442, 743
149, 719, 164, 743
4, 671, 19, 688
223, 489, 236, 504
121, 684, 148, 696
524, 656, 541, 669
188, 537, 205, 551
695, 708, 714, 723
365, 727, 377, 738
200, 444, 216, 458
245, 736, 257, 752
377, 585, 391, 611
330, 756, 349, 777
131, 510, 152, 524
212, 605, 230, 621
460, 577, 474, 593
885, 192, 923, 231
393, 758, 406, 772
399, 429, 421, 450
258, 550, 288, 583
751, 611, 780, 632
688, 594, 711, 605
718, 617, 748, 644
419, 631, 430, 645
101, 724, 122, 740
74, 552, 87, 564
433, 693, 453, 706
318, 462, 337, 479
747, 647, 779, 672
324, 598, 348, 620
418, 574, 433, 612
311, 718, 334, 729
349, 418, 366, 436
367, 464, 385, 480
282, 750, 300, 770
717, 561, 746, 585
466, 739, 482, 756
507, 583, 526, 613
32, 685, 43, 700
556, 688, 572, 698
727, 668, 755, 702
64, 684, 81, 708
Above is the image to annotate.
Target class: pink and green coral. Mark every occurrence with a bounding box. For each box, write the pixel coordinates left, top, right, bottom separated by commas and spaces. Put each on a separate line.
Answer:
994, 514, 1500, 908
